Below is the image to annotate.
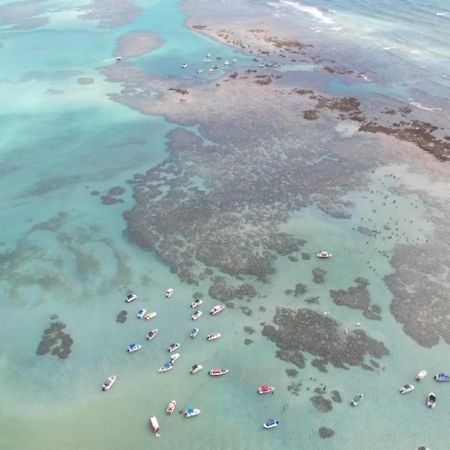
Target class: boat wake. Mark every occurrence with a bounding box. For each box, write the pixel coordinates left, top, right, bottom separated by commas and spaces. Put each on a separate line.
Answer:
410, 101, 442, 112
278, 0, 334, 24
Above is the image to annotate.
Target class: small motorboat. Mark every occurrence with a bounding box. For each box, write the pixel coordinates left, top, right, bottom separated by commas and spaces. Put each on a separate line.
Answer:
399, 384, 415, 394
125, 293, 137, 303
166, 400, 176, 415
127, 343, 141, 353
169, 353, 180, 364
137, 308, 147, 319
191, 298, 203, 308
316, 250, 332, 259
190, 327, 199, 338
146, 329, 158, 340
158, 362, 173, 373
224, 60, 229, 65
168, 342, 180, 353
102, 375, 116, 391
183, 407, 201, 418
210, 304, 225, 316
206, 332, 221, 341
191, 364, 203, 374
115, 56, 123, 62
258, 384, 275, 395
426, 393, 436, 408
263, 418, 279, 429
434, 372, 450, 382
209, 368, 228, 377
196, 69, 204, 74
192, 310, 203, 320
150, 416, 160, 437
165, 288, 174, 298
181, 63, 188, 68
351, 393, 363, 406
416, 370, 427, 381
144, 311, 157, 320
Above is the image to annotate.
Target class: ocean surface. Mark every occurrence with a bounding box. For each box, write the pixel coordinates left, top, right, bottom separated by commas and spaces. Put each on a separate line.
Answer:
0, 0, 449, 449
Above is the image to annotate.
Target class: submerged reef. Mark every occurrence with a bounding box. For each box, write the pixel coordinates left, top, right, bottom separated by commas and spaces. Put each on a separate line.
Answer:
208, 276, 256, 302
78, 0, 141, 28
310, 395, 333, 412
36, 320, 73, 359
262, 308, 388, 371
116, 310, 127, 323
329, 277, 381, 320
385, 211, 450, 347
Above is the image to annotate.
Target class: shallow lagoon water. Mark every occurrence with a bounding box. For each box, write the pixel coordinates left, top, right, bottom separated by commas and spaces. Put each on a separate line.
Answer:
1, 0, 450, 449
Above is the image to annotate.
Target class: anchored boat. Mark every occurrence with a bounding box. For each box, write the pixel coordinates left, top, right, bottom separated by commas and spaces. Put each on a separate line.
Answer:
166, 400, 176, 415
427, 393, 436, 408
258, 384, 275, 395
146, 329, 158, 340
210, 305, 225, 316
263, 418, 279, 429
183, 407, 201, 418
165, 288, 174, 298
137, 309, 146, 319
351, 393, 363, 406
209, 368, 228, 376
125, 293, 137, 303
191, 364, 203, 374
316, 250, 332, 259
190, 327, 199, 338
150, 416, 160, 437
191, 311, 203, 320
127, 343, 141, 353
399, 384, 414, 394
102, 375, 116, 391
168, 343, 180, 353
191, 299, 203, 308
434, 372, 450, 382
170, 353, 180, 364
144, 311, 157, 320
206, 332, 221, 341
416, 370, 427, 381
159, 362, 173, 373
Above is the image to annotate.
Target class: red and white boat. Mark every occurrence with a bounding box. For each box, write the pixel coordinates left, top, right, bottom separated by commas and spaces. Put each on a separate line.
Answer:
150, 416, 160, 437
258, 384, 275, 395
209, 368, 229, 376
210, 305, 225, 316
166, 400, 176, 415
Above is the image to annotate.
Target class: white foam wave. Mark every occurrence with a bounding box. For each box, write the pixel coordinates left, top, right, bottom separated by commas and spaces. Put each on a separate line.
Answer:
410, 101, 441, 112
435, 12, 450, 17
279, 0, 334, 24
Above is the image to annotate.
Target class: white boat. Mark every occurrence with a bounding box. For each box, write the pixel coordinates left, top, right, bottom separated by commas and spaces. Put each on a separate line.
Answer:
426, 393, 436, 408
190, 327, 199, 338
196, 69, 204, 74
191, 364, 203, 374
351, 393, 363, 406
258, 384, 275, 395
263, 418, 279, 429
137, 308, 146, 319
400, 384, 415, 394
165, 288, 174, 298
192, 310, 203, 320
209, 368, 228, 376
127, 343, 141, 353
170, 352, 180, 364
206, 332, 221, 341
166, 400, 176, 415
183, 407, 201, 418
181, 63, 188, 68
150, 416, 160, 437
146, 329, 158, 340
115, 56, 123, 62
125, 293, 137, 303
158, 362, 173, 373
316, 250, 332, 259
210, 305, 225, 316
168, 342, 180, 353
416, 370, 427, 381
102, 375, 116, 391
144, 311, 157, 320
191, 298, 203, 308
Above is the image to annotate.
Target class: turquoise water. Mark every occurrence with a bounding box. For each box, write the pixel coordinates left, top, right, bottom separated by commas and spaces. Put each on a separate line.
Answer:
1, 0, 450, 449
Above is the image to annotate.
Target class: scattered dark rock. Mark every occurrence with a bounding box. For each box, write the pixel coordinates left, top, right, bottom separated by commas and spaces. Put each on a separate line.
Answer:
311, 395, 333, 412
304, 296, 319, 304
36, 320, 73, 359
301, 252, 311, 260
101, 195, 124, 205
108, 186, 126, 196
312, 268, 326, 284
239, 306, 252, 316
90, 190, 100, 196
331, 390, 342, 403
319, 427, 335, 439
244, 338, 254, 345
244, 326, 256, 335
116, 310, 127, 323
286, 368, 298, 377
